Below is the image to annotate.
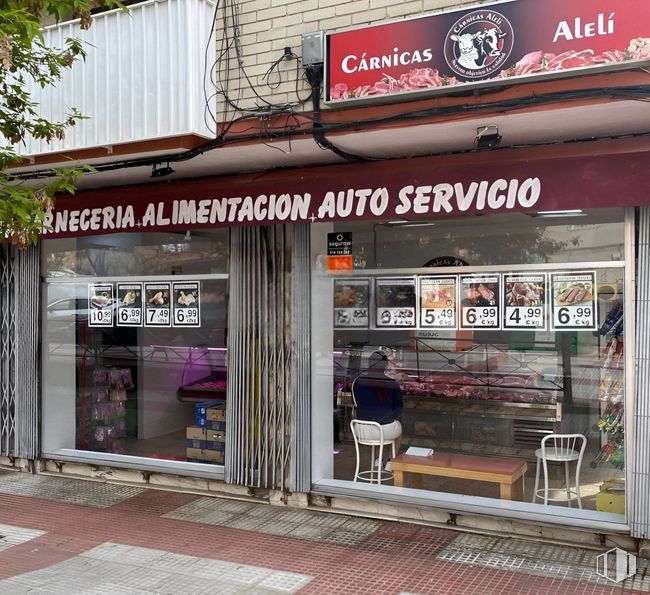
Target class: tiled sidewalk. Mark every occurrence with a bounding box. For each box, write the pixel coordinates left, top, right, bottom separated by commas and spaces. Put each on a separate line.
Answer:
0, 469, 647, 594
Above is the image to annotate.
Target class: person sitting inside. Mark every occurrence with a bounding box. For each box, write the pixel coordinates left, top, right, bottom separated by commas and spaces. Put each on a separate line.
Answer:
352, 351, 403, 466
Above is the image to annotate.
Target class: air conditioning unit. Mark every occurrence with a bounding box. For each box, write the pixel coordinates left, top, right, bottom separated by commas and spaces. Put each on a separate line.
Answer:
18, 0, 216, 157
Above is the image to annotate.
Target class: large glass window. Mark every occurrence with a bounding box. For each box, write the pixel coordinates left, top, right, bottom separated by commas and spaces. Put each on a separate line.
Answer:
314, 209, 627, 520
42, 230, 229, 467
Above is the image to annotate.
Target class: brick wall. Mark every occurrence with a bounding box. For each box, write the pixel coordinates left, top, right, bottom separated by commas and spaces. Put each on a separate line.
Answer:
214, 0, 483, 123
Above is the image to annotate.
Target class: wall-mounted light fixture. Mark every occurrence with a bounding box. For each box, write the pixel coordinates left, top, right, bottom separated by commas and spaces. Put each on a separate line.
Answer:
474, 124, 502, 149
151, 162, 175, 178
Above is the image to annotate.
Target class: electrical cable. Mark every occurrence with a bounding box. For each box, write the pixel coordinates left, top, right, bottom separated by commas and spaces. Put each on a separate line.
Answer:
13, 84, 650, 180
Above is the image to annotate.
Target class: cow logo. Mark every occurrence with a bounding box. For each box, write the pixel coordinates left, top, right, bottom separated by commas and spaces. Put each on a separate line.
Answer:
444, 10, 514, 80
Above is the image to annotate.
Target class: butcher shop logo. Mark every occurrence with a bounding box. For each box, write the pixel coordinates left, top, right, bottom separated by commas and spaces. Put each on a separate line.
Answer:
444, 10, 514, 80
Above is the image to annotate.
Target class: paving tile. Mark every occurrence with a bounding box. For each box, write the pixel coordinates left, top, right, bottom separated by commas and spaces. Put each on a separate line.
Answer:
0, 474, 143, 508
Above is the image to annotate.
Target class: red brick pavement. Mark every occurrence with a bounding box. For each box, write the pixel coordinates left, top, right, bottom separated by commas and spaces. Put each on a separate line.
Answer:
0, 485, 643, 595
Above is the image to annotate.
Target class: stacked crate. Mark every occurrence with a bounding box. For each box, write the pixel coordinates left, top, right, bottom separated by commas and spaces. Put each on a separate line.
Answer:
186, 401, 226, 464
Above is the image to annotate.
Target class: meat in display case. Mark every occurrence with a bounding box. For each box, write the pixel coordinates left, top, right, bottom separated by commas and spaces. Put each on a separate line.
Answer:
175, 347, 227, 403
335, 340, 563, 459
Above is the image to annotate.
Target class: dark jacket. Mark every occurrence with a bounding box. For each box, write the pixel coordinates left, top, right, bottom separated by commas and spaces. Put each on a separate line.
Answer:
352, 372, 403, 425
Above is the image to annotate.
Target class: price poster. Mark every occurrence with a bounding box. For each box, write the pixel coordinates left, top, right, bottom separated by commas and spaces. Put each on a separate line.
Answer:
503, 274, 546, 331
375, 277, 416, 328
418, 276, 457, 329
172, 282, 201, 327
116, 283, 143, 327
333, 278, 369, 328
144, 282, 171, 327
551, 272, 597, 330
459, 274, 500, 330
88, 283, 114, 327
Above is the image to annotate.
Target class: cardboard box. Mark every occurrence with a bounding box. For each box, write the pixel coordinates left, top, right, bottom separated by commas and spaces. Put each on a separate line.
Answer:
186, 447, 224, 464
186, 426, 207, 440
195, 418, 226, 430
194, 401, 223, 425
595, 479, 625, 514
206, 406, 226, 422
205, 439, 225, 452
186, 438, 206, 449
205, 429, 225, 441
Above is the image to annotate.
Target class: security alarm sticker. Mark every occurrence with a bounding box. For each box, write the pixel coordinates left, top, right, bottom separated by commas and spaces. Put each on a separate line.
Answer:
172, 282, 201, 327
551, 272, 597, 330
327, 232, 352, 256
459, 274, 500, 329
88, 283, 114, 327
419, 276, 458, 329
375, 277, 416, 328
503, 274, 546, 330
334, 278, 370, 328
116, 283, 143, 327
144, 283, 171, 327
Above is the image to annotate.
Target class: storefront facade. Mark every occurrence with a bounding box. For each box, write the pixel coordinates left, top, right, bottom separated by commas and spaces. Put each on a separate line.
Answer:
1, 0, 650, 553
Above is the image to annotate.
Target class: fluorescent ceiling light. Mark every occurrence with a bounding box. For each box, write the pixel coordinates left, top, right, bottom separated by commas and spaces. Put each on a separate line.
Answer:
532, 210, 586, 218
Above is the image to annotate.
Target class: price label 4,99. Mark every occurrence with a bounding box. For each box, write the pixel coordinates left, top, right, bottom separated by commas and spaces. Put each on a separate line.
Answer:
503, 274, 546, 330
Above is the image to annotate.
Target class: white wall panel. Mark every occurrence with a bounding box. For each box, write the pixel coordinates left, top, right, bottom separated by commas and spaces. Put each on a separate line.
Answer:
19, 0, 215, 157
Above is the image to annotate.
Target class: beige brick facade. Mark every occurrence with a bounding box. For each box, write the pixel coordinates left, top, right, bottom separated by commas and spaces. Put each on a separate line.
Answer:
214, 0, 481, 121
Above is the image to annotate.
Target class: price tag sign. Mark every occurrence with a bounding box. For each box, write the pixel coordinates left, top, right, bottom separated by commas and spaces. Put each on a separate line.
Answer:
419, 276, 457, 329
116, 283, 143, 327
503, 274, 546, 330
375, 277, 416, 328
144, 283, 171, 327
88, 283, 114, 327
334, 278, 369, 328
459, 275, 500, 330
551, 272, 597, 330
172, 282, 201, 327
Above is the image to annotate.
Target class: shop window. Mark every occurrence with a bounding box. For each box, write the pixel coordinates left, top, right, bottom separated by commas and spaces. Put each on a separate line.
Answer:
316, 210, 627, 519
42, 230, 229, 467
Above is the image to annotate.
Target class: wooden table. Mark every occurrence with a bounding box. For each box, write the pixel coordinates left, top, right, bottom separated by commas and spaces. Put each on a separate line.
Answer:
391, 452, 527, 500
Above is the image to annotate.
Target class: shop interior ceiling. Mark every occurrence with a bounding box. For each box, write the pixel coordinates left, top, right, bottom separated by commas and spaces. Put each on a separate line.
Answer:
12, 98, 650, 192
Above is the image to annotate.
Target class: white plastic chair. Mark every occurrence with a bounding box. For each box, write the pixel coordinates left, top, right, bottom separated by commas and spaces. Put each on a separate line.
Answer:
532, 433, 586, 508
350, 419, 396, 484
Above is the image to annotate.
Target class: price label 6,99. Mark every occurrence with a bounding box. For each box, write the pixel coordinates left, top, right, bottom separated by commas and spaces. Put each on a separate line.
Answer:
118, 307, 142, 326
554, 305, 594, 328
462, 306, 499, 328
551, 272, 596, 330
174, 307, 199, 326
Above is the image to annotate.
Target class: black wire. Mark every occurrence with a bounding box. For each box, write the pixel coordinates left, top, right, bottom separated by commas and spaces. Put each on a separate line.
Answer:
14, 84, 650, 179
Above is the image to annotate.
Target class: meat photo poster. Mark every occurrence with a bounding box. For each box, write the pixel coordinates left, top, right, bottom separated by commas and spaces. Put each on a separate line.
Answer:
172, 282, 201, 327
503, 274, 546, 330
116, 282, 143, 327
459, 274, 500, 329
144, 282, 171, 327
375, 277, 417, 328
551, 272, 597, 330
88, 283, 114, 327
333, 278, 370, 328
418, 276, 458, 329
